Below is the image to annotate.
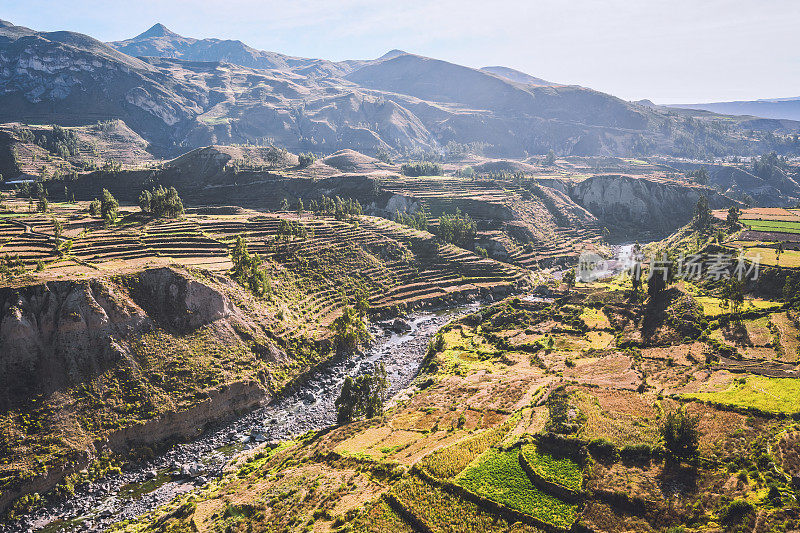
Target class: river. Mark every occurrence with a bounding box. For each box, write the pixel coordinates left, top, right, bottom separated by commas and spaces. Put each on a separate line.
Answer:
11, 304, 480, 533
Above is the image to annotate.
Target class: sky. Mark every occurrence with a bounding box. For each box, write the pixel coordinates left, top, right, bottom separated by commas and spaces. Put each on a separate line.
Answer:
2, 0, 798, 104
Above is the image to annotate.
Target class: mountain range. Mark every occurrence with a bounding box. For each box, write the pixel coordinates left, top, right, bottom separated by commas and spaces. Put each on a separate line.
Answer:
0, 20, 797, 159
671, 97, 800, 123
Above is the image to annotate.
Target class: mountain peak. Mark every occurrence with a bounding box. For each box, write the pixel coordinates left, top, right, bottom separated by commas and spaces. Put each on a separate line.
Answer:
377, 49, 408, 61
134, 23, 177, 40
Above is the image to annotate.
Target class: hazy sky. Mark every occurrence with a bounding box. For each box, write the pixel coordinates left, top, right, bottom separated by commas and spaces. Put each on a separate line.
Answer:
2, 0, 798, 103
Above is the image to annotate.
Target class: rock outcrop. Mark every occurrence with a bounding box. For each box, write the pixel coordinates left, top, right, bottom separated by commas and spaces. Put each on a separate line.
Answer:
0, 268, 236, 411
569, 174, 734, 234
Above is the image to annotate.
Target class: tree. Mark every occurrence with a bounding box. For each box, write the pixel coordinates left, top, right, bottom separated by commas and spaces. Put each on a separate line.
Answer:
437, 209, 476, 248
660, 408, 700, 461
687, 167, 709, 185
460, 166, 475, 178
100, 189, 118, 223
297, 152, 315, 168
694, 195, 711, 230
52, 218, 63, 242
647, 254, 673, 302
138, 190, 152, 213
296, 198, 304, 219
280, 198, 289, 211
230, 235, 271, 297
544, 150, 556, 166
563, 268, 576, 292
141, 186, 184, 218
335, 363, 388, 424
89, 198, 101, 217
400, 161, 443, 177
776, 242, 785, 266
331, 306, 371, 352
726, 205, 741, 227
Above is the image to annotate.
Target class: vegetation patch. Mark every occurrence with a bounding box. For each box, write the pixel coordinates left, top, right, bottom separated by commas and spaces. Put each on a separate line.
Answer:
455, 447, 579, 529
683, 376, 800, 415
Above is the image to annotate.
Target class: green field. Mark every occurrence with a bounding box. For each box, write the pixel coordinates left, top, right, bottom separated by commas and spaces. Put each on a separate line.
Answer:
520, 444, 583, 492
741, 219, 800, 234
683, 376, 800, 415
455, 448, 578, 528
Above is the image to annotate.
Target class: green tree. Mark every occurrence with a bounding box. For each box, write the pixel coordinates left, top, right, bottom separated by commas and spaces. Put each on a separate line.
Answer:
280, 198, 289, 211
230, 235, 271, 297
138, 189, 152, 213
437, 209, 476, 248
726, 205, 741, 227
100, 189, 118, 223
660, 408, 700, 461
142, 186, 184, 218
297, 152, 315, 168
89, 198, 101, 217
297, 197, 304, 219
544, 150, 556, 166
335, 363, 388, 424
563, 268, 576, 292
400, 161, 443, 177
694, 194, 711, 230
52, 218, 63, 242
331, 306, 371, 352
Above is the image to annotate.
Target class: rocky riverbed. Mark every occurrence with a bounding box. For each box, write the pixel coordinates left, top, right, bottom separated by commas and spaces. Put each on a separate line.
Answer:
13, 305, 477, 533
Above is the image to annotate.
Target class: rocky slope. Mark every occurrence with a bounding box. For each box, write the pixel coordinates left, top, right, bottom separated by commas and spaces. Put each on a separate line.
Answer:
569, 174, 734, 234
0, 267, 289, 514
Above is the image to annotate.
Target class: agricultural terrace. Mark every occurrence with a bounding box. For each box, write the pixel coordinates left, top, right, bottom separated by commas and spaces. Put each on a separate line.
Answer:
120, 284, 800, 533
0, 197, 528, 337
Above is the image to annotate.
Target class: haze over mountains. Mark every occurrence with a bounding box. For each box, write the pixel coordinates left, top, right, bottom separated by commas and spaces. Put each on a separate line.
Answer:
672, 97, 800, 123
0, 20, 798, 159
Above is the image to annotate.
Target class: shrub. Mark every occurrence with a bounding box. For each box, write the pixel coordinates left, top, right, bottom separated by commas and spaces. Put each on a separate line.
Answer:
660, 408, 700, 461
229, 235, 271, 297
89, 198, 101, 217
437, 209, 476, 248
719, 499, 753, 527
297, 152, 316, 168
100, 188, 118, 223
588, 438, 618, 460
401, 161, 443, 177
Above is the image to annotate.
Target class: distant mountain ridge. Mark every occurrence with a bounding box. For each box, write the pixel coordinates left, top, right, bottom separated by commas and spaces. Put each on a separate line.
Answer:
671, 97, 800, 122
0, 19, 796, 161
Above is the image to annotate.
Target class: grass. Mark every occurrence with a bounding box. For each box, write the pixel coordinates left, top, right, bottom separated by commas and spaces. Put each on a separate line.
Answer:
390, 475, 542, 533
520, 444, 582, 492
417, 422, 510, 480
580, 307, 610, 329
683, 376, 800, 415
586, 331, 613, 349
455, 448, 578, 529
694, 294, 780, 317
741, 219, 800, 234
743, 247, 800, 268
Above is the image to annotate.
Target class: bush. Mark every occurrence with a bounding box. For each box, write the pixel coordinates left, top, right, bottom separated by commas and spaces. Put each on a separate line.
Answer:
395, 208, 428, 232
229, 235, 271, 297
719, 499, 753, 527
297, 152, 316, 168
437, 209, 476, 248
660, 408, 700, 461
401, 161, 443, 177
